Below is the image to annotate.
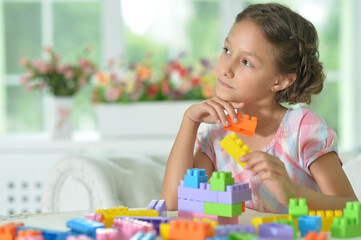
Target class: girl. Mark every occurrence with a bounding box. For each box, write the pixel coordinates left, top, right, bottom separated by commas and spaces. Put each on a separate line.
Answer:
160, 3, 358, 213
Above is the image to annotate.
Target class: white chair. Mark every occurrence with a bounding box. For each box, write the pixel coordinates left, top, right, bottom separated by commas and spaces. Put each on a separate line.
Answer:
41, 154, 167, 212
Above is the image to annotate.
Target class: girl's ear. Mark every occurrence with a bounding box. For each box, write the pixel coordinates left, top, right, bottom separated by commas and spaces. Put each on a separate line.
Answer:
271, 73, 297, 92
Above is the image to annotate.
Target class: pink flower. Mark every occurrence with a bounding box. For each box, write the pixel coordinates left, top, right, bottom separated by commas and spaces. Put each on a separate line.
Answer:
25, 70, 34, 78
37, 63, 47, 74
46, 64, 53, 73
78, 58, 88, 67
65, 70, 74, 79
20, 76, 28, 85
81, 66, 91, 74
43, 46, 52, 53
56, 65, 64, 74
19, 57, 28, 66
105, 87, 122, 102
32, 59, 42, 68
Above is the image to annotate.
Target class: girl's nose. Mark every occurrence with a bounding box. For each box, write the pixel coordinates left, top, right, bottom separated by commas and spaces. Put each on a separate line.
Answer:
222, 61, 235, 78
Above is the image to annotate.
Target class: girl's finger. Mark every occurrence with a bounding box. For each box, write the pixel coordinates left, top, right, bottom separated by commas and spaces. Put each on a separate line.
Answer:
206, 99, 230, 126
201, 102, 222, 124
213, 97, 239, 123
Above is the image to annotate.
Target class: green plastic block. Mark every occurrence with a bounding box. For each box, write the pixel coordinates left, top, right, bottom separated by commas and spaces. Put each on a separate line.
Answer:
210, 172, 235, 191
274, 219, 297, 239
331, 202, 361, 238
229, 232, 257, 240
204, 202, 242, 217
288, 198, 308, 219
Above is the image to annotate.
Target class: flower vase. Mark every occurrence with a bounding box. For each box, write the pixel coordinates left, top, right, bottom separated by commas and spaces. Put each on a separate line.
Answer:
44, 95, 73, 139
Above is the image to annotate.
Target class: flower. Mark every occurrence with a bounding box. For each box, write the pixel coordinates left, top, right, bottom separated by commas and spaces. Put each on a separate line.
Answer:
20, 46, 97, 96
91, 53, 216, 103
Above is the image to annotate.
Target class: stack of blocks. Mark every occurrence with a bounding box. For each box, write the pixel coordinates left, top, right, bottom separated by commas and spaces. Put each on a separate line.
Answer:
331, 201, 361, 238
178, 168, 252, 224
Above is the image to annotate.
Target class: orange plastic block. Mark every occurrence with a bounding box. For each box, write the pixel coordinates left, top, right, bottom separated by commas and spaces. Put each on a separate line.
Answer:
309, 210, 343, 231
224, 113, 257, 137
95, 206, 158, 228
169, 220, 214, 240
220, 133, 251, 168
304, 231, 328, 240
0, 223, 24, 240
15, 230, 42, 240
242, 202, 245, 212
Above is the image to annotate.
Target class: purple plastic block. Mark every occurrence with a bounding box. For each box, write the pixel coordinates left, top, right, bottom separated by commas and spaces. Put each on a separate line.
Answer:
184, 168, 208, 188
147, 200, 167, 216
178, 180, 217, 203
259, 223, 293, 239
298, 215, 322, 237
178, 198, 204, 213
217, 182, 252, 204
147, 200, 157, 210
214, 224, 256, 237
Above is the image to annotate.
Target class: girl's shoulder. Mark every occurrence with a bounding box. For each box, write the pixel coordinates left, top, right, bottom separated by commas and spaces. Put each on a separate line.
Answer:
285, 106, 330, 129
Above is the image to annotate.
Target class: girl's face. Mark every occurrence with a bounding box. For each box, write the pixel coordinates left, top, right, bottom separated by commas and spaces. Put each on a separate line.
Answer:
215, 20, 280, 104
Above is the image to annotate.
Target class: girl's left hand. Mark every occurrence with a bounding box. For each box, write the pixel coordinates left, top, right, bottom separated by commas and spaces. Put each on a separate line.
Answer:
239, 151, 299, 205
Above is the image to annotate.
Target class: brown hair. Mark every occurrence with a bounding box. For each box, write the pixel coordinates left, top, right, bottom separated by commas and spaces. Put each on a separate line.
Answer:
235, 3, 325, 104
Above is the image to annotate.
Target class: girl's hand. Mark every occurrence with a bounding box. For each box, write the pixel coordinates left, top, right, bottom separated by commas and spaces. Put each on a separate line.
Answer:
186, 96, 245, 126
240, 151, 299, 205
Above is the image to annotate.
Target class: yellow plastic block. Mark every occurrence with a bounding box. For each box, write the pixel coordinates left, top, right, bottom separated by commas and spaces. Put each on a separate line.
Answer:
160, 223, 170, 240
251, 214, 292, 232
95, 206, 158, 228
220, 133, 251, 168
308, 210, 343, 231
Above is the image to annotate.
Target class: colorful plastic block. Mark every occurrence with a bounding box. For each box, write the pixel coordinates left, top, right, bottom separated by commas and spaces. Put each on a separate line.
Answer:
169, 220, 214, 240
147, 200, 167, 216
289, 198, 308, 219
228, 231, 257, 240
178, 180, 217, 203
159, 223, 170, 240
113, 218, 154, 240
273, 218, 297, 239
220, 133, 251, 168
308, 209, 342, 231
0, 223, 24, 240
178, 211, 238, 225
82, 212, 104, 223
95, 206, 158, 228
224, 113, 258, 137
116, 216, 170, 236
331, 201, 361, 238
204, 202, 243, 217
66, 217, 105, 238
95, 228, 119, 240
298, 215, 322, 237
205, 237, 228, 240
184, 168, 208, 188
259, 222, 294, 239
16, 230, 43, 240
66, 235, 93, 240
210, 172, 234, 192
129, 231, 155, 240
178, 198, 204, 213
214, 224, 255, 237
304, 231, 328, 240
251, 215, 291, 232
17, 226, 69, 240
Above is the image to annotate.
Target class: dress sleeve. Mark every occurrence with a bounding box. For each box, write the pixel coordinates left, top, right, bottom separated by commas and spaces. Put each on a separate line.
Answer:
298, 111, 340, 176
194, 124, 216, 164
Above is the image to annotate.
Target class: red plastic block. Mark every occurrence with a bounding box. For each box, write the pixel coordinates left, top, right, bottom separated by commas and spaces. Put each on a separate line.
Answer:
224, 113, 257, 137
169, 219, 214, 240
0, 223, 24, 240
178, 211, 238, 224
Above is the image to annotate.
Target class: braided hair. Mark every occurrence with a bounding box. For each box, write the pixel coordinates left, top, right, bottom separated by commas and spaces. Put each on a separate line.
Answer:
235, 3, 325, 104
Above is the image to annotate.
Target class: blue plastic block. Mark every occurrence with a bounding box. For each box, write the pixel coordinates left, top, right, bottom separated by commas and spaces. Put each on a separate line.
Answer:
129, 231, 155, 240
206, 237, 229, 240
116, 216, 170, 236
214, 224, 255, 237
17, 226, 70, 240
66, 217, 105, 238
259, 223, 294, 239
298, 215, 322, 237
184, 168, 208, 188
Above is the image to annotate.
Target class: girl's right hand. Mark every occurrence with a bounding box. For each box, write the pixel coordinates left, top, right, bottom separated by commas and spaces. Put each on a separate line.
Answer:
185, 96, 245, 127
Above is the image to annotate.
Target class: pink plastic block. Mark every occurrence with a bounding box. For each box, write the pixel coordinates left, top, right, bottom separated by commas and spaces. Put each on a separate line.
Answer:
217, 182, 252, 204
178, 198, 204, 213
18, 236, 44, 240
82, 212, 104, 222
178, 180, 217, 203
66, 235, 93, 240
178, 211, 238, 224
113, 218, 155, 240
95, 228, 119, 240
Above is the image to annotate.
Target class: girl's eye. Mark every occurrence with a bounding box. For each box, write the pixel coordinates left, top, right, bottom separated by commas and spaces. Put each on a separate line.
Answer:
223, 47, 231, 55
242, 59, 253, 67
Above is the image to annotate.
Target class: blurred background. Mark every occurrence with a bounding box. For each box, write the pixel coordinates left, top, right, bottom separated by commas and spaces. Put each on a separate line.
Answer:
0, 0, 360, 215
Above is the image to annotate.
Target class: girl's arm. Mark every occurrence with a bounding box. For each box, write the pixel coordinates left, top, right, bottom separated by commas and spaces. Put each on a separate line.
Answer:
296, 152, 358, 210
